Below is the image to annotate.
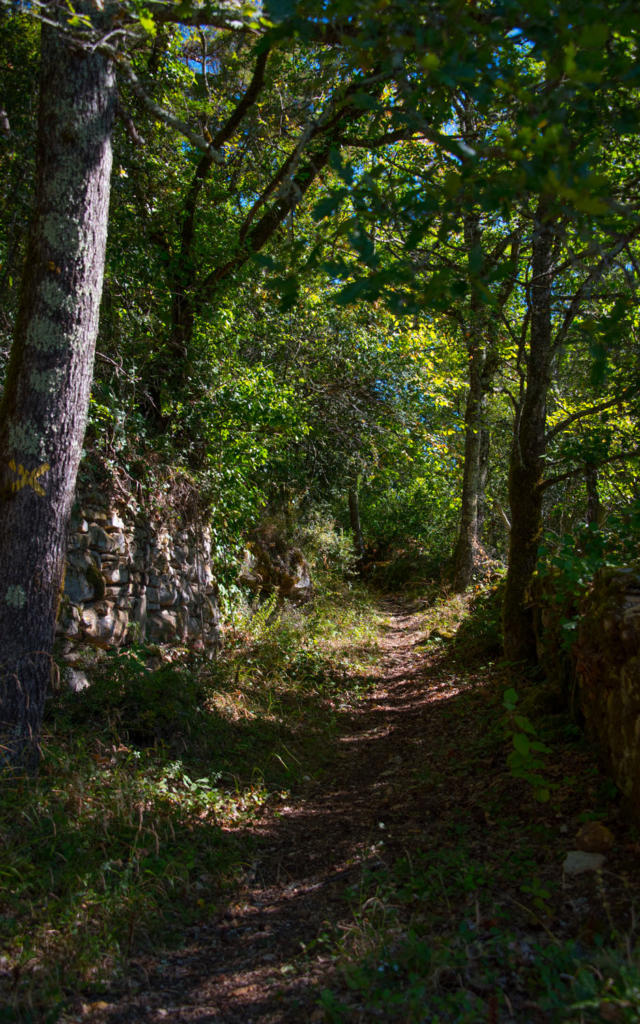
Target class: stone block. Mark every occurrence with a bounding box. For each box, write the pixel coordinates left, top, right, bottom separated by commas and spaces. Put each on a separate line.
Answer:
103, 564, 129, 585
146, 610, 179, 642
186, 615, 202, 637
88, 524, 112, 552
59, 489, 221, 661
158, 583, 178, 607
57, 603, 81, 636
108, 531, 127, 555
106, 510, 125, 530
66, 667, 90, 693
68, 532, 89, 552
105, 585, 132, 609
65, 569, 95, 605
67, 550, 93, 571
81, 606, 127, 646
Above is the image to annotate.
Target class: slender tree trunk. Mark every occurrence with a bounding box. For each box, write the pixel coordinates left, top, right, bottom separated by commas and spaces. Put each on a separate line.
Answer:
476, 426, 490, 539
452, 208, 489, 592
503, 208, 554, 663
452, 344, 485, 590
585, 465, 601, 526
348, 484, 365, 563
0, 19, 115, 770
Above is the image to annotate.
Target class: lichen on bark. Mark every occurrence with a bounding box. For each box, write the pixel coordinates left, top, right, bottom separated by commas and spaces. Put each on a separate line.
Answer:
0, 8, 115, 771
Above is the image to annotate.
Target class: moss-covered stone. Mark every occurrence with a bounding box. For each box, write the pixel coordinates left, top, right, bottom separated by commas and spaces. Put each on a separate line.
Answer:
85, 562, 105, 600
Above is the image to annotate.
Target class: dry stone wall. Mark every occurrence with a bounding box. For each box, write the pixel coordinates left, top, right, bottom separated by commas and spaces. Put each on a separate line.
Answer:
574, 568, 640, 817
532, 566, 640, 820
57, 493, 220, 682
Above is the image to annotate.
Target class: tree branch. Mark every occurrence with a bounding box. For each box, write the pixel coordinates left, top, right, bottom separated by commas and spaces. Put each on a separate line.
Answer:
551, 225, 640, 353
540, 448, 640, 492
211, 46, 269, 148
196, 136, 335, 300
545, 390, 636, 445
114, 54, 225, 163
334, 128, 413, 149
176, 46, 271, 268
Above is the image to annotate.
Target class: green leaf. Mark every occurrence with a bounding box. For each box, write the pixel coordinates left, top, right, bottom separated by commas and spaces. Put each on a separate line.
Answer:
312, 191, 346, 221
503, 688, 518, 710
264, 0, 297, 20
139, 13, 157, 37
530, 741, 551, 754
335, 278, 380, 305
578, 23, 610, 49
350, 91, 380, 111
513, 733, 530, 756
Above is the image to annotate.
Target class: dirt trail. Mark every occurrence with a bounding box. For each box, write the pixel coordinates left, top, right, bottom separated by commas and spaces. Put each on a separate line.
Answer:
76, 594, 640, 1024
88, 601, 445, 1023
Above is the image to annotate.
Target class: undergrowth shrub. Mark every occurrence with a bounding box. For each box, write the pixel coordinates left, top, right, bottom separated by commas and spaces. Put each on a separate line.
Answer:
536, 500, 640, 644
52, 650, 222, 755
297, 509, 358, 584
367, 547, 446, 594
1, 565, 385, 1020
450, 576, 504, 663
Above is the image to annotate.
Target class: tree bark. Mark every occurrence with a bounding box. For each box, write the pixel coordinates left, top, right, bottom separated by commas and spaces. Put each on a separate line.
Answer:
452, 341, 486, 590
476, 426, 490, 538
0, 18, 115, 770
452, 208, 491, 592
348, 484, 365, 563
585, 464, 601, 526
503, 206, 554, 663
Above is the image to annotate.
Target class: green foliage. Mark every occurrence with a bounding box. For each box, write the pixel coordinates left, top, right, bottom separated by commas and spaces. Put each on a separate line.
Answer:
536, 501, 640, 644
361, 465, 461, 560
231, 555, 383, 710
535, 942, 640, 1022
0, 576, 383, 1017
320, 828, 636, 1021
322, 922, 640, 1023
298, 509, 360, 582
59, 652, 211, 750
449, 577, 505, 663
502, 688, 552, 802
0, 739, 248, 1019
2, 2, 640, 1013
315, 584, 636, 1023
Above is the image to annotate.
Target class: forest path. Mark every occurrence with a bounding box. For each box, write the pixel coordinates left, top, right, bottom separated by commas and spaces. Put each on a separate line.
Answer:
90, 598, 456, 1023
72, 591, 640, 1024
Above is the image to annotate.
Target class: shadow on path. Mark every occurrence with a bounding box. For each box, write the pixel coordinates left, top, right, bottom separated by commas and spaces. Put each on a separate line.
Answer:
82, 601, 501, 1023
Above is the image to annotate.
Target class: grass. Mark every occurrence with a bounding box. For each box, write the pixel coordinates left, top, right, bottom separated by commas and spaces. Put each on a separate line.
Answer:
3, 568, 640, 1023
0, 577, 384, 1022
315, 577, 640, 1023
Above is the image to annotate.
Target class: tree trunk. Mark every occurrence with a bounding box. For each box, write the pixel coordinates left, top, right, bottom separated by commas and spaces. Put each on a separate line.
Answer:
348, 485, 365, 563
476, 426, 490, 539
452, 343, 485, 591
0, 19, 115, 770
503, 208, 554, 664
452, 208, 489, 592
585, 465, 601, 526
